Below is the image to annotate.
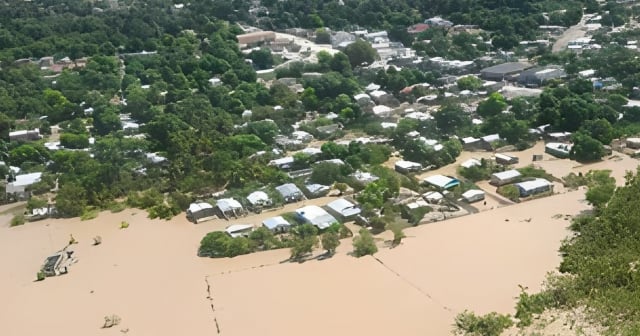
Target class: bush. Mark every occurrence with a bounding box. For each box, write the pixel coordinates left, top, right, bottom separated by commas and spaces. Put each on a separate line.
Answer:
199, 231, 232, 258
517, 165, 554, 181
27, 197, 47, 211
147, 203, 179, 220
321, 231, 340, 254
514, 288, 552, 327
10, 214, 25, 227
120, 221, 129, 229
36, 270, 45, 281
80, 207, 99, 221
563, 172, 588, 189
454, 311, 513, 336
108, 202, 127, 213
497, 184, 520, 202
353, 228, 377, 257
290, 236, 318, 260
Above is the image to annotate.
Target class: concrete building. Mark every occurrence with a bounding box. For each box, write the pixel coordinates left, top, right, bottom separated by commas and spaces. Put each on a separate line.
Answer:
490, 169, 522, 186
237, 31, 276, 47
518, 66, 566, 87
480, 62, 533, 81
515, 178, 553, 197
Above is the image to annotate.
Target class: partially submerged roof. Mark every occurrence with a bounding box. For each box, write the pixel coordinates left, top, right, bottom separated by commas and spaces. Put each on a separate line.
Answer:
225, 224, 253, 238
326, 198, 361, 217
460, 158, 481, 169
515, 178, 551, 192
188, 202, 213, 214
216, 198, 243, 212
262, 216, 291, 230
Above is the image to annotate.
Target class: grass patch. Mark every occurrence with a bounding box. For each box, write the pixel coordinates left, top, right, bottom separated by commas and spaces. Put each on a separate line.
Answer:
518, 165, 556, 181
108, 202, 127, 213
497, 184, 520, 202
10, 213, 25, 227
80, 207, 99, 221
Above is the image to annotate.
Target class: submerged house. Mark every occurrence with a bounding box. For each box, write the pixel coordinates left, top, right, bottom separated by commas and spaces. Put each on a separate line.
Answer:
216, 198, 245, 220
462, 189, 485, 203
225, 224, 254, 238
186, 202, 217, 224
490, 169, 522, 186
515, 178, 553, 197
325, 198, 361, 221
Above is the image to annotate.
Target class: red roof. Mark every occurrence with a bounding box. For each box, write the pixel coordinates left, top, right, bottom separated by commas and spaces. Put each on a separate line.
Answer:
407, 23, 430, 34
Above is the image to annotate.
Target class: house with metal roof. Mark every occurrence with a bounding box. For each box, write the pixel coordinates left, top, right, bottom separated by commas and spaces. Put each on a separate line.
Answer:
275, 183, 305, 203
262, 216, 291, 233
460, 158, 481, 169
518, 66, 566, 87
295, 205, 338, 230
325, 198, 361, 220
225, 224, 254, 238
490, 169, 522, 186
6, 172, 42, 199
545, 142, 573, 158
186, 202, 217, 224
423, 174, 460, 189
515, 178, 553, 197
246, 191, 272, 208
395, 160, 422, 173
494, 153, 519, 165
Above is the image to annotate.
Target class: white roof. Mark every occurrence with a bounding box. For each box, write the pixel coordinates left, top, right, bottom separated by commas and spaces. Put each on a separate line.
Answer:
188, 202, 213, 214
481, 134, 501, 143
462, 189, 485, 198
381, 122, 397, 129
295, 205, 337, 229
627, 137, 640, 143
8, 172, 42, 188
369, 90, 387, 98
146, 152, 167, 163
494, 153, 515, 161
423, 174, 458, 189
365, 83, 381, 92
246, 191, 270, 205
301, 147, 322, 156
354, 93, 370, 101
516, 178, 551, 192
372, 105, 392, 115
225, 224, 253, 238
405, 112, 433, 121
395, 160, 422, 169
462, 136, 480, 144
461, 158, 481, 169
269, 156, 294, 166
216, 198, 243, 212
291, 130, 313, 140
492, 169, 521, 180
326, 198, 361, 217
546, 142, 573, 152
262, 216, 291, 230
407, 200, 430, 209
423, 191, 444, 201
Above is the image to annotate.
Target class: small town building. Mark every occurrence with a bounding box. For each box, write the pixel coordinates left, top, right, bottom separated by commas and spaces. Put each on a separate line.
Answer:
350, 170, 379, 184
515, 178, 553, 197
186, 202, 217, 224
461, 137, 483, 151
395, 160, 422, 173
275, 183, 304, 203
425, 16, 453, 27
490, 169, 522, 186
518, 66, 566, 87
423, 191, 444, 204
423, 174, 460, 190
9, 129, 42, 142
494, 153, 519, 165
480, 62, 532, 81
6, 172, 42, 199
545, 142, 572, 158
325, 198, 361, 220
547, 132, 572, 143
236, 31, 276, 47
216, 198, 245, 219
481, 134, 502, 149
269, 156, 294, 169
407, 23, 430, 34
225, 224, 254, 238
462, 189, 485, 203
295, 205, 338, 230
262, 216, 291, 233
291, 131, 314, 142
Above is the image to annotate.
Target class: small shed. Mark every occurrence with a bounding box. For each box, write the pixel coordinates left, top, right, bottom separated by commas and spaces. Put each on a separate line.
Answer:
462, 189, 485, 203
262, 216, 291, 233
626, 137, 640, 149
490, 170, 522, 186
275, 183, 305, 203
423, 174, 460, 190
515, 178, 553, 197
460, 158, 481, 169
